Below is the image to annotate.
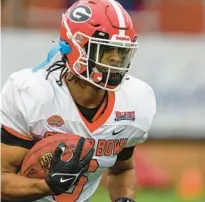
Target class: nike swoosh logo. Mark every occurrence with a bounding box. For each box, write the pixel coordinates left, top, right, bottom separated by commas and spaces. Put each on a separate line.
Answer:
112, 128, 125, 136
60, 177, 74, 183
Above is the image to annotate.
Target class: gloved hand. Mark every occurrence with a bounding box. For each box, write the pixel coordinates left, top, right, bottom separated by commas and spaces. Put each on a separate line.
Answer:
45, 137, 94, 195
115, 197, 136, 202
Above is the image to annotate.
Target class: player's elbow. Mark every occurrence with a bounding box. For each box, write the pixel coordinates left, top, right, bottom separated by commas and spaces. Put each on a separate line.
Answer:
1, 173, 14, 201
108, 165, 134, 175
1, 187, 14, 201
108, 158, 134, 175
1, 172, 22, 202
1, 191, 14, 202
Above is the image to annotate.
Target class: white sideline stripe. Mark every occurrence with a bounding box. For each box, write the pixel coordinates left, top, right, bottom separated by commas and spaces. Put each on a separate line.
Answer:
107, 0, 125, 36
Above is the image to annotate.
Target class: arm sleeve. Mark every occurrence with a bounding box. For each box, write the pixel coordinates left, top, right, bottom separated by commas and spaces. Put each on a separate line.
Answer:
0, 78, 32, 140
1, 126, 35, 149
117, 146, 135, 161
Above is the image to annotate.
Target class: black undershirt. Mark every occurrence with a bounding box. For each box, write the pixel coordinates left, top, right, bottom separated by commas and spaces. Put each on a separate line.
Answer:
76, 103, 100, 122
75, 91, 108, 122
1, 126, 36, 149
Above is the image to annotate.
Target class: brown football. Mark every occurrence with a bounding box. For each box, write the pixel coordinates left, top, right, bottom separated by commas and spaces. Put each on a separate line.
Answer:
20, 133, 93, 179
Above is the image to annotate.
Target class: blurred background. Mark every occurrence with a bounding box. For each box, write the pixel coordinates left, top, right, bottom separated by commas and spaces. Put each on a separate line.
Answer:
1, 0, 205, 201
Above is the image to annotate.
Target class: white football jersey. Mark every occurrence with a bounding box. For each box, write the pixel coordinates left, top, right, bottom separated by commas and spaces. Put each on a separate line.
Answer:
0, 69, 156, 202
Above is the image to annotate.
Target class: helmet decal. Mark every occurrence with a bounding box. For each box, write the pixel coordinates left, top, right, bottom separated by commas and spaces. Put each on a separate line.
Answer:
69, 5, 92, 23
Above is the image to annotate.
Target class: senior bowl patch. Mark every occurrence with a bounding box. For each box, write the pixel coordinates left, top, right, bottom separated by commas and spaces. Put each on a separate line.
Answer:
115, 111, 135, 121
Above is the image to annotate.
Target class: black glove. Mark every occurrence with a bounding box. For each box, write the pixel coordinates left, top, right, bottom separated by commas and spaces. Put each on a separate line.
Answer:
45, 137, 94, 195
115, 197, 136, 202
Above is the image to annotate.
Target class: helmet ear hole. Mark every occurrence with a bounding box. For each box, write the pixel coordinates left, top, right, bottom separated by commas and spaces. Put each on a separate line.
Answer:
58, 39, 72, 54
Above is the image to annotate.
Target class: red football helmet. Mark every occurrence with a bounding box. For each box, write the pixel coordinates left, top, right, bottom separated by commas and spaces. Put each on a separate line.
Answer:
60, 0, 138, 91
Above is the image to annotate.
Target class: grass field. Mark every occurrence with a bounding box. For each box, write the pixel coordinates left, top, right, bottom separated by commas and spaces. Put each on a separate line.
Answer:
90, 187, 205, 202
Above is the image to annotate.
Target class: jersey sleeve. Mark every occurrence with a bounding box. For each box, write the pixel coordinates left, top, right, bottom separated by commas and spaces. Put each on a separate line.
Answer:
0, 78, 32, 140
126, 85, 156, 147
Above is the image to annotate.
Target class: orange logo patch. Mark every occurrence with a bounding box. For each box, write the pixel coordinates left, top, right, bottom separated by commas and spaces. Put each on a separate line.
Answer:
47, 115, 64, 127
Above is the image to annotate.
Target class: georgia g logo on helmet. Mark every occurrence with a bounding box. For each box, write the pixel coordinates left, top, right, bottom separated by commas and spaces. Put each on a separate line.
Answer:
69, 5, 92, 23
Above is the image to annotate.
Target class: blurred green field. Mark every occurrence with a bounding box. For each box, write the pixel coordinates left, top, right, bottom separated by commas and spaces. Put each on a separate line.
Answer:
90, 187, 205, 202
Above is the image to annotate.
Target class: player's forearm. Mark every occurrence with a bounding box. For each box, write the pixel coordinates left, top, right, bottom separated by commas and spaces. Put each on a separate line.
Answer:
1, 172, 53, 201
107, 168, 136, 202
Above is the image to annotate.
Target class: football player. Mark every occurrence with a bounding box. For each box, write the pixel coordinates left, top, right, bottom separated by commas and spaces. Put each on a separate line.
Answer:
1, 0, 156, 202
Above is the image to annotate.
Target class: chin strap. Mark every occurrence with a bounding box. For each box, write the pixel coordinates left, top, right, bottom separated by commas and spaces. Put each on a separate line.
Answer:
32, 39, 72, 73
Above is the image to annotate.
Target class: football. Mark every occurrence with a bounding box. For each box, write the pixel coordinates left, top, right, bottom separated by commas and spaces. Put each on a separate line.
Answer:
20, 133, 93, 179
